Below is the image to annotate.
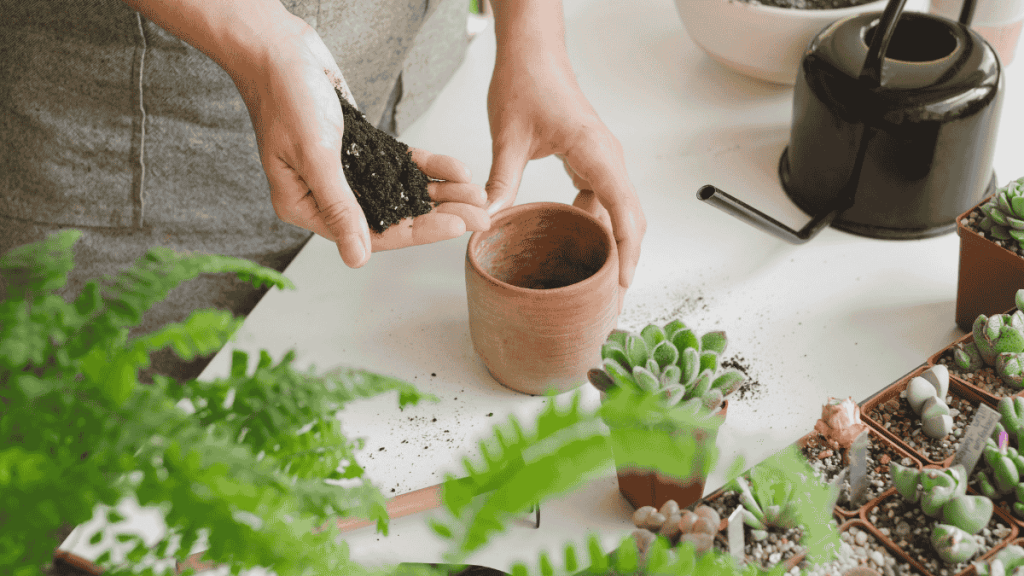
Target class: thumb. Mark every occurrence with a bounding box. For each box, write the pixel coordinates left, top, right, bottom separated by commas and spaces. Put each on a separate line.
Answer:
485, 138, 530, 216
301, 149, 371, 267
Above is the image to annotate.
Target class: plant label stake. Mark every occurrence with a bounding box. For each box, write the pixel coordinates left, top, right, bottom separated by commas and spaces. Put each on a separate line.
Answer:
728, 505, 745, 561
848, 429, 871, 507
951, 403, 1001, 476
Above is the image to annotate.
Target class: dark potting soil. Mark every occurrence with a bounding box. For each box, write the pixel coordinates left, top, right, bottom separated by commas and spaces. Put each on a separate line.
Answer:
865, 391, 976, 464
935, 350, 1022, 400
721, 355, 765, 402
336, 89, 434, 234
963, 208, 1024, 259
867, 494, 1012, 576
704, 490, 808, 570
801, 432, 915, 511
735, 0, 877, 8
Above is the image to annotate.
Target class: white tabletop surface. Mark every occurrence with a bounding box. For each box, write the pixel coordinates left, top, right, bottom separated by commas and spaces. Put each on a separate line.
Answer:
61, 0, 1024, 572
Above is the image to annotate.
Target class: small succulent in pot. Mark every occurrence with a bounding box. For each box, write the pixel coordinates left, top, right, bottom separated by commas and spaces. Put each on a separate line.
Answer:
731, 474, 803, 542
998, 396, 1024, 443
977, 430, 1024, 502
905, 365, 954, 439
814, 396, 870, 451
974, 543, 1024, 576
591, 319, 744, 413
889, 463, 995, 564
977, 176, 1024, 250
954, 290, 1024, 388
629, 499, 720, 560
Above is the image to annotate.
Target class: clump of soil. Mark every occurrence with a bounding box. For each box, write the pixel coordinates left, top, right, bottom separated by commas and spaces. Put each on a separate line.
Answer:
336, 89, 435, 234
722, 354, 765, 402
864, 390, 976, 464
735, 0, 877, 8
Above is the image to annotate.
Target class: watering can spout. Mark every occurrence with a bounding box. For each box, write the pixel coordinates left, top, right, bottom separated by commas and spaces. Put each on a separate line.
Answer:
696, 185, 841, 244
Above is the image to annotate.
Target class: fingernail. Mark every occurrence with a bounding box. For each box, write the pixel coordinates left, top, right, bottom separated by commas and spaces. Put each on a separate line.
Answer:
340, 234, 366, 267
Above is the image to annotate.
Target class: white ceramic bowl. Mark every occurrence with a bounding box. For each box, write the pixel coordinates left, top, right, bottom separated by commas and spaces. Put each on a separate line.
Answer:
674, 0, 889, 84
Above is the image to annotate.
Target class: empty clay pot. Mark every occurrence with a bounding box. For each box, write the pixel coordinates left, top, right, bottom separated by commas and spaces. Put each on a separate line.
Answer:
465, 200, 619, 395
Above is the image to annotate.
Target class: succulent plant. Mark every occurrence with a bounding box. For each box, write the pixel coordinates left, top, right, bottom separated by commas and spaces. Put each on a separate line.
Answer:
999, 396, 1024, 443
975, 543, 1024, 576
978, 430, 1024, 500
591, 319, 745, 413
890, 463, 994, 564
813, 396, 869, 450
629, 500, 720, 560
732, 474, 802, 542
905, 365, 953, 439
955, 291, 1024, 388
977, 177, 1024, 250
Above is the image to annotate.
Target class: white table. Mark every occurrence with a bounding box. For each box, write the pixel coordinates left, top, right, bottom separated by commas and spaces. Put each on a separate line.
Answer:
61, 0, 1024, 572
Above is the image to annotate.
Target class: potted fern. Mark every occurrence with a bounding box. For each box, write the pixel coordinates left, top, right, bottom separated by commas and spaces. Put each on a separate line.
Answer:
2, 230, 436, 576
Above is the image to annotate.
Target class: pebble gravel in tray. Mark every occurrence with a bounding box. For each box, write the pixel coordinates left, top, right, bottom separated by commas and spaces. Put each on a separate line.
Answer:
936, 352, 1022, 399
867, 391, 976, 463
868, 495, 1012, 576
804, 525, 922, 576
963, 209, 1024, 259
705, 491, 807, 571
802, 433, 915, 509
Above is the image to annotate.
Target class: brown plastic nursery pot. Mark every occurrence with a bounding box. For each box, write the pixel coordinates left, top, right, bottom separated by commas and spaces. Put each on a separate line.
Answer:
861, 365, 990, 467
955, 196, 1024, 333
797, 428, 923, 519
53, 550, 104, 575
928, 329, 1024, 406
615, 401, 728, 511
861, 488, 1018, 576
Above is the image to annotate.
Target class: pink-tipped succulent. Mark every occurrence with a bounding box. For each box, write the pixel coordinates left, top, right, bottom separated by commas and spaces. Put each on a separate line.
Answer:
814, 396, 870, 450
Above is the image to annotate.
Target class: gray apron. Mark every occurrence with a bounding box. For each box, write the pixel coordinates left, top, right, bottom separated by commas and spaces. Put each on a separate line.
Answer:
0, 0, 468, 380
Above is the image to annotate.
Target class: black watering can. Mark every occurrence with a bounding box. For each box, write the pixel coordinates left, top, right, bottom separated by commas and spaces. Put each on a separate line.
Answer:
698, 0, 1003, 242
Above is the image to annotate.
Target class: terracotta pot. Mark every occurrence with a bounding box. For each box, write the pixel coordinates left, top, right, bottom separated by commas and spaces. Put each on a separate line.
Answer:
861, 487, 1018, 576
52, 550, 104, 575
797, 427, 923, 519
614, 401, 728, 511
860, 365, 990, 467
465, 200, 619, 395
955, 195, 1024, 332
928, 329, 1024, 406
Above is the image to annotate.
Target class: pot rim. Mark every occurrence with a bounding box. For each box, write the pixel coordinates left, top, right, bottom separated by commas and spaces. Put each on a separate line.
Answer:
706, 0, 889, 19
465, 201, 617, 296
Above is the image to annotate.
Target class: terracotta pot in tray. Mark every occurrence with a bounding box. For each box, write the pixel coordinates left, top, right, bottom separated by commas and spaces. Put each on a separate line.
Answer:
797, 427, 923, 519
955, 195, 1024, 332
834, 518, 926, 576
862, 488, 1018, 576
928, 329, 1024, 406
861, 365, 991, 467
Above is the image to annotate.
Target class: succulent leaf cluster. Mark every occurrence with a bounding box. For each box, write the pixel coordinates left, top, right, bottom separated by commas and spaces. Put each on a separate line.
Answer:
592, 319, 745, 413
890, 463, 994, 564
731, 467, 810, 542
954, 289, 1024, 388
978, 177, 1024, 250
976, 397, 1024, 518
905, 365, 954, 439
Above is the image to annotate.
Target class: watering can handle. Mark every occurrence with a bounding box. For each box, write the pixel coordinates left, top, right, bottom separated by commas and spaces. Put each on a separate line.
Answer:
860, 0, 977, 88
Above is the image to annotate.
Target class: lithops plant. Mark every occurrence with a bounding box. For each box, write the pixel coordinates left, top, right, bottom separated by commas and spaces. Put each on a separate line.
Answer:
977, 429, 1024, 504
905, 365, 954, 439
590, 319, 745, 413
954, 290, 1024, 388
977, 176, 1024, 250
890, 462, 995, 564
975, 544, 1024, 576
630, 499, 720, 560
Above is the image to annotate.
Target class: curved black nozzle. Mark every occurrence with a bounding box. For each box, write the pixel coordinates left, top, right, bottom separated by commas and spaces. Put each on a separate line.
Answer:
696, 185, 842, 244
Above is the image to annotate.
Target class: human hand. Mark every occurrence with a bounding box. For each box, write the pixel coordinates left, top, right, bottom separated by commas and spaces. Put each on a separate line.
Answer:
484, 39, 645, 309
215, 11, 489, 266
